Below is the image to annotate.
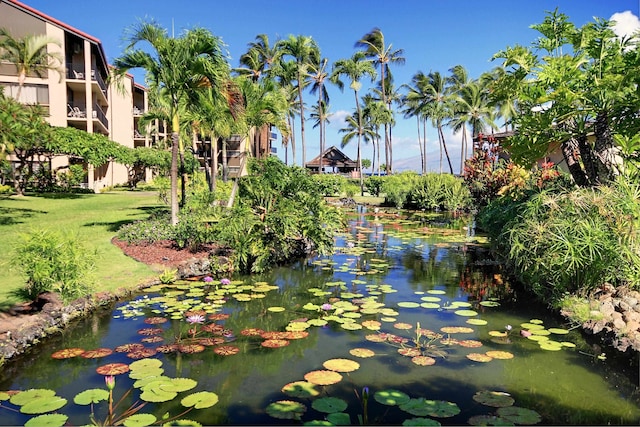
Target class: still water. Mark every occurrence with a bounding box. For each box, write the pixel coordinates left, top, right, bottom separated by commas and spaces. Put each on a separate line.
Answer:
1, 207, 639, 425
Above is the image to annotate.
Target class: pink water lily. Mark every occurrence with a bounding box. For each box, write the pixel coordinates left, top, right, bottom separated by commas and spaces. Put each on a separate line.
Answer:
186, 314, 205, 324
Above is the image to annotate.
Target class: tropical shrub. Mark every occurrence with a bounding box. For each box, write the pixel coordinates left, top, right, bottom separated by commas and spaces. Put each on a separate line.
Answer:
364, 176, 384, 197
13, 228, 95, 301
406, 173, 471, 212
116, 214, 174, 244
312, 173, 346, 197
481, 178, 640, 303
382, 171, 420, 208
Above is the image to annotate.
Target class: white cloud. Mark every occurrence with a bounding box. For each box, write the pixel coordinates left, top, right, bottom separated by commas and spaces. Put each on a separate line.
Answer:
327, 110, 350, 129
610, 11, 640, 39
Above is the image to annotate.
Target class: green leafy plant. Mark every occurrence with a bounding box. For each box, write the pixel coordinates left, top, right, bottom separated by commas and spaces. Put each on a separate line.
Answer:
158, 268, 178, 284
13, 228, 95, 301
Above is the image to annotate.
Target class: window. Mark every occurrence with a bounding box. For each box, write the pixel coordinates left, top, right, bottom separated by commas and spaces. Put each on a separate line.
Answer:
4, 84, 49, 105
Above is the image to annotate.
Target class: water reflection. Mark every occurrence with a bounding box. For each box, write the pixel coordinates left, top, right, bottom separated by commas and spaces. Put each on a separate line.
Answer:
0, 206, 638, 425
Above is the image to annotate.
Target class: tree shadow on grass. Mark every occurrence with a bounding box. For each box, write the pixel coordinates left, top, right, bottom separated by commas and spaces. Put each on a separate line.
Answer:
84, 206, 169, 232
25, 192, 91, 200
0, 206, 48, 226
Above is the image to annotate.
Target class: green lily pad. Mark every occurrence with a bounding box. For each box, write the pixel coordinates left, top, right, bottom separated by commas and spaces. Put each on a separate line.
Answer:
129, 358, 163, 371
466, 319, 488, 326
282, 381, 320, 398
473, 391, 515, 407
303, 421, 333, 426
468, 414, 515, 426
74, 389, 110, 405
400, 399, 460, 418
312, 396, 348, 413
326, 412, 351, 425
402, 418, 442, 426
140, 381, 177, 403
24, 414, 69, 427
454, 309, 478, 317
21, 396, 68, 415
421, 302, 441, 309
323, 358, 360, 373
497, 406, 542, 424
520, 323, 545, 330
123, 413, 157, 427
10, 389, 56, 406
398, 302, 420, 308
129, 367, 165, 380
427, 290, 446, 295
180, 391, 219, 409
267, 306, 286, 312
0, 392, 9, 400
561, 341, 576, 348
539, 341, 563, 351
374, 389, 411, 406
266, 400, 307, 420
161, 420, 202, 426
479, 301, 500, 307
548, 328, 569, 335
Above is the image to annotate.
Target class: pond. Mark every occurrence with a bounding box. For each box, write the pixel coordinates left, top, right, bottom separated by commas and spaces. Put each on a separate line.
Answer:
1, 207, 639, 426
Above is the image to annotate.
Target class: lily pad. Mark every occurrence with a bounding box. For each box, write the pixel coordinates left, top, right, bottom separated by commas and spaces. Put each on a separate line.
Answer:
51, 348, 85, 359
266, 400, 306, 420
73, 389, 110, 405
548, 327, 569, 335
397, 302, 420, 308
326, 412, 351, 425
394, 322, 414, 330
267, 306, 286, 312
312, 396, 348, 413
24, 414, 69, 427
304, 370, 343, 385
10, 389, 56, 407
467, 353, 493, 362
282, 381, 320, 398
349, 348, 375, 358
181, 391, 219, 409
122, 413, 157, 427
497, 406, 542, 424
468, 414, 515, 426
96, 363, 130, 376
466, 319, 488, 326
402, 418, 442, 426
400, 398, 460, 418
473, 391, 515, 408
80, 348, 113, 359
459, 340, 483, 348
323, 358, 360, 373
412, 356, 436, 366
261, 339, 289, 348
373, 389, 411, 406
454, 309, 478, 317
539, 341, 563, 351
20, 396, 67, 414
486, 351, 514, 360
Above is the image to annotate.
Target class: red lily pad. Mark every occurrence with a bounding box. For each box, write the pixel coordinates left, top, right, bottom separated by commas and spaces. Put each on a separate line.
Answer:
80, 348, 113, 359
304, 370, 343, 385
213, 345, 240, 355
208, 313, 230, 321
155, 344, 179, 353
184, 310, 206, 317
467, 353, 493, 362
440, 338, 460, 345
201, 324, 224, 334
144, 317, 167, 324
486, 351, 514, 360
115, 343, 145, 353
240, 328, 265, 336
178, 344, 206, 354
51, 348, 85, 359
261, 331, 288, 340
198, 337, 225, 346
96, 363, 130, 375
364, 334, 387, 343
138, 328, 163, 336
440, 326, 474, 334
283, 331, 309, 340
394, 322, 414, 330
398, 348, 422, 357
261, 339, 290, 348
141, 336, 164, 344
459, 340, 483, 348
127, 348, 158, 359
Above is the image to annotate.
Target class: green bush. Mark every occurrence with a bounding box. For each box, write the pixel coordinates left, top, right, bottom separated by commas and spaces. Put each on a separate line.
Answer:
481, 178, 640, 303
382, 172, 420, 208
364, 176, 384, 197
13, 229, 95, 302
312, 174, 346, 197
116, 215, 175, 244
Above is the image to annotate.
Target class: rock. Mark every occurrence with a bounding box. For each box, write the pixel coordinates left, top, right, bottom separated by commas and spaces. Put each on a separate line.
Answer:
618, 300, 631, 312
599, 300, 616, 318
625, 320, 640, 333
612, 317, 626, 330
623, 297, 638, 307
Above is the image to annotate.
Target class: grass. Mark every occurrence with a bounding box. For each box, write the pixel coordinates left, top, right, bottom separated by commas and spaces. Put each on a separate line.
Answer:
0, 191, 167, 310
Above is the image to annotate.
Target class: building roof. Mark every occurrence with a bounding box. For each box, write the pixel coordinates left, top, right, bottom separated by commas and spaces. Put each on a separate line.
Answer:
305, 146, 358, 169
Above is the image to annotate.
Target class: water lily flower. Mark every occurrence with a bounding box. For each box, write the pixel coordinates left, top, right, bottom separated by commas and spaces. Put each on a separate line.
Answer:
203, 276, 214, 282
220, 278, 231, 286
505, 325, 512, 331
321, 303, 333, 311
186, 314, 205, 324
105, 375, 115, 391
520, 329, 532, 337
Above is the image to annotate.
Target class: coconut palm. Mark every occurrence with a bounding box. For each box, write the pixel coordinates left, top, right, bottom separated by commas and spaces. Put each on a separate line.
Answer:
276, 35, 319, 167
362, 94, 389, 176
272, 59, 299, 165
308, 56, 331, 173
339, 110, 376, 195
235, 34, 281, 82
310, 100, 331, 172
112, 22, 232, 225
331, 51, 377, 191
356, 27, 405, 174
0, 28, 63, 101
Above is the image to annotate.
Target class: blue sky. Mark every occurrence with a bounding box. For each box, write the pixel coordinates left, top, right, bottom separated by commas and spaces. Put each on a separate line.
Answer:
22, 0, 640, 172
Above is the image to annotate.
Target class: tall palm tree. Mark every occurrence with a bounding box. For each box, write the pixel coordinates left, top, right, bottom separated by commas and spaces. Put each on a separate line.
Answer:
420, 71, 454, 174
235, 34, 281, 82
276, 35, 319, 167
113, 22, 232, 225
310, 100, 331, 172
0, 28, 63, 101
356, 28, 405, 174
362, 94, 389, 176
331, 51, 376, 190
308, 56, 331, 173
339, 111, 375, 195
272, 59, 299, 165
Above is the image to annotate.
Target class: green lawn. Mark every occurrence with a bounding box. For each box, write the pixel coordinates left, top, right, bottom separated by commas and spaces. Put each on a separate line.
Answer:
0, 191, 167, 309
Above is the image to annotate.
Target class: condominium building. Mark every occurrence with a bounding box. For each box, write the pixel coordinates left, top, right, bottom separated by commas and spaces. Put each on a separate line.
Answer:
0, 0, 276, 192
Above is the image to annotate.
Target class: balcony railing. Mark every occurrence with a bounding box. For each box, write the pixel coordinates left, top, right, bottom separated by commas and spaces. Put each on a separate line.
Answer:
91, 69, 107, 95
92, 105, 108, 129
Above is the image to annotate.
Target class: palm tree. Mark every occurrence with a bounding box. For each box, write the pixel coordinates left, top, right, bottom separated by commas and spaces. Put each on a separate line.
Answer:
356, 28, 405, 174
0, 28, 63, 101
272, 59, 299, 165
310, 100, 331, 172
339, 111, 375, 195
362, 94, 389, 176
331, 51, 376, 190
276, 35, 319, 167
308, 57, 330, 173
113, 22, 232, 225
235, 34, 281, 82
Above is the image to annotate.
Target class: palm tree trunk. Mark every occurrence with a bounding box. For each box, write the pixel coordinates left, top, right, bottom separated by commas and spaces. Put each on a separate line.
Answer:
298, 79, 306, 167
594, 110, 619, 183
210, 133, 218, 193
438, 125, 454, 174
222, 139, 228, 183
170, 130, 179, 225
416, 116, 424, 175
422, 117, 428, 174
561, 136, 588, 187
